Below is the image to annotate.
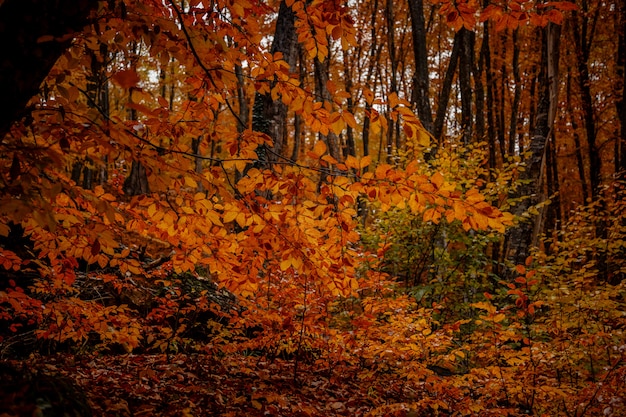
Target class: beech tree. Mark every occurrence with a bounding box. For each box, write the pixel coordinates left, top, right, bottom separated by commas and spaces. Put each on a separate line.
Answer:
1, 1, 624, 416
0, 0, 98, 138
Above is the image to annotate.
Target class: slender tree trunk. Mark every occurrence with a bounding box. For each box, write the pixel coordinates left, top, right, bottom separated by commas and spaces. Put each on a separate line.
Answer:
617, 0, 626, 176
234, 62, 249, 182
566, 71, 589, 203
314, 57, 341, 160
505, 23, 561, 272
74, 43, 111, 190
544, 127, 561, 252
123, 41, 150, 197
407, 0, 433, 133
482, 20, 497, 169
343, 54, 356, 158
291, 46, 306, 161
496, 34, 507, 158
433, 31, 461, 141
509, 29, 521, 156
385, 0, 398, 162
573, 1, 601, 198
474, 27, 486, 143
458, 28, 474, 144
124, 88, 151, 196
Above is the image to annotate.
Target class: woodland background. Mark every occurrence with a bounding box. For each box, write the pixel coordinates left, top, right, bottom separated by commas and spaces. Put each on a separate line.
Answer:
0, 0, 625, 416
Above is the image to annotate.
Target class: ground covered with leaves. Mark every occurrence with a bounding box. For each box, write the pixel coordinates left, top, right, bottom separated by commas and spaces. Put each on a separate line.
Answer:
3, 353, 400, 416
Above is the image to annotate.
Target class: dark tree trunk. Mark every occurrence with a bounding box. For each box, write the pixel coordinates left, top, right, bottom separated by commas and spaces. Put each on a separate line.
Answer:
361, 0, 382, 164
509, 29, 521, 156
291, 46, 306, 161
385, 0, 398, 162
458, 28, 474, 144
0, 0, 98, 138
123, 160, 150, 196
482, 20, 497, 169
566, 71, 589, 203
252, 0, 298, 165
407, 0, 433, 133
343, 56, 356, 159
124, 86, 150, 196
474, 27, 486, 143
618, 0, 626, 177
433, 30, 461, 141
505, 23, 561, 272
75, 43, 111, 190
314, 57, 341, 160
496, 34, 507, 159
573, 1, 601, 198
545, 127, 561, 252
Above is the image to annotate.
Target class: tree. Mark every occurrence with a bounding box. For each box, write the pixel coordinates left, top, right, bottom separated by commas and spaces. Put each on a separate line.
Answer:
506, 22, 561, 270
0, 0, 99, 138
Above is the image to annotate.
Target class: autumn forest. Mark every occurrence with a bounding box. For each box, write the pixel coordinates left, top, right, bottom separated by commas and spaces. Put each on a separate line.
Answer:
0, 0, 625, 415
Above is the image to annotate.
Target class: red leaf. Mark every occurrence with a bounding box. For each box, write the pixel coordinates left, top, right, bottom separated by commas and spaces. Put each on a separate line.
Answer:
112, 68, 140, 89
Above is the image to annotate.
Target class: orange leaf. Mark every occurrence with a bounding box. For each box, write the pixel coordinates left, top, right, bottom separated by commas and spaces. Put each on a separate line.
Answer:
431, 172, 445, 189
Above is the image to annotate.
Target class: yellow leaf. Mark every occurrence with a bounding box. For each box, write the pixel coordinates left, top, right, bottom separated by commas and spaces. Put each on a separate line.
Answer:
235, 212, 247, 228
280, 258, 291, 271
454, 201, 466, 222
224, 210, 238, 223
342, 111, 357, 129
388, 92, 399, 108
184, 176, 198, 188
493, 313, 506, 323
321, 154, 337, 165
331, 117, 345, 135
206, 210, 224, 227
417, 128, 431, 147
345, 155, 359, 170
147, 204, 157, 218
291, 257, 303, 269
359, 155, 371, 170
312, 140, 327, 158
471, 301, 496, 314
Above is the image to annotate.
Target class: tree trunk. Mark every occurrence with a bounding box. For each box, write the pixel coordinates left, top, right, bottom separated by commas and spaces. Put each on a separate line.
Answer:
573, 1, 601, 198
566, 71, 589, 203
508, 29, 521, 156
252, 0, 298, 165
74, 43, 111, 190
385, 0, 398, 162
123, 160, 150, 196
617, 0, 626, 176
314, 57, 341, 160
433, 30, 461, 141
482, 19, 497, 169
458, 28, 474, 144
0, 0, 98, 138
505, 23, 561, 271
407, 0, 433, 133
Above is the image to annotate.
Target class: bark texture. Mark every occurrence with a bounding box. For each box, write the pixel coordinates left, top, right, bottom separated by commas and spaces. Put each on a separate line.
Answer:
505, 24, 561, 271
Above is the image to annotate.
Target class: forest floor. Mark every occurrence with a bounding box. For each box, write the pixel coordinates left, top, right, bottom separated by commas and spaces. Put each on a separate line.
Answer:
1, 353, 412, 417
